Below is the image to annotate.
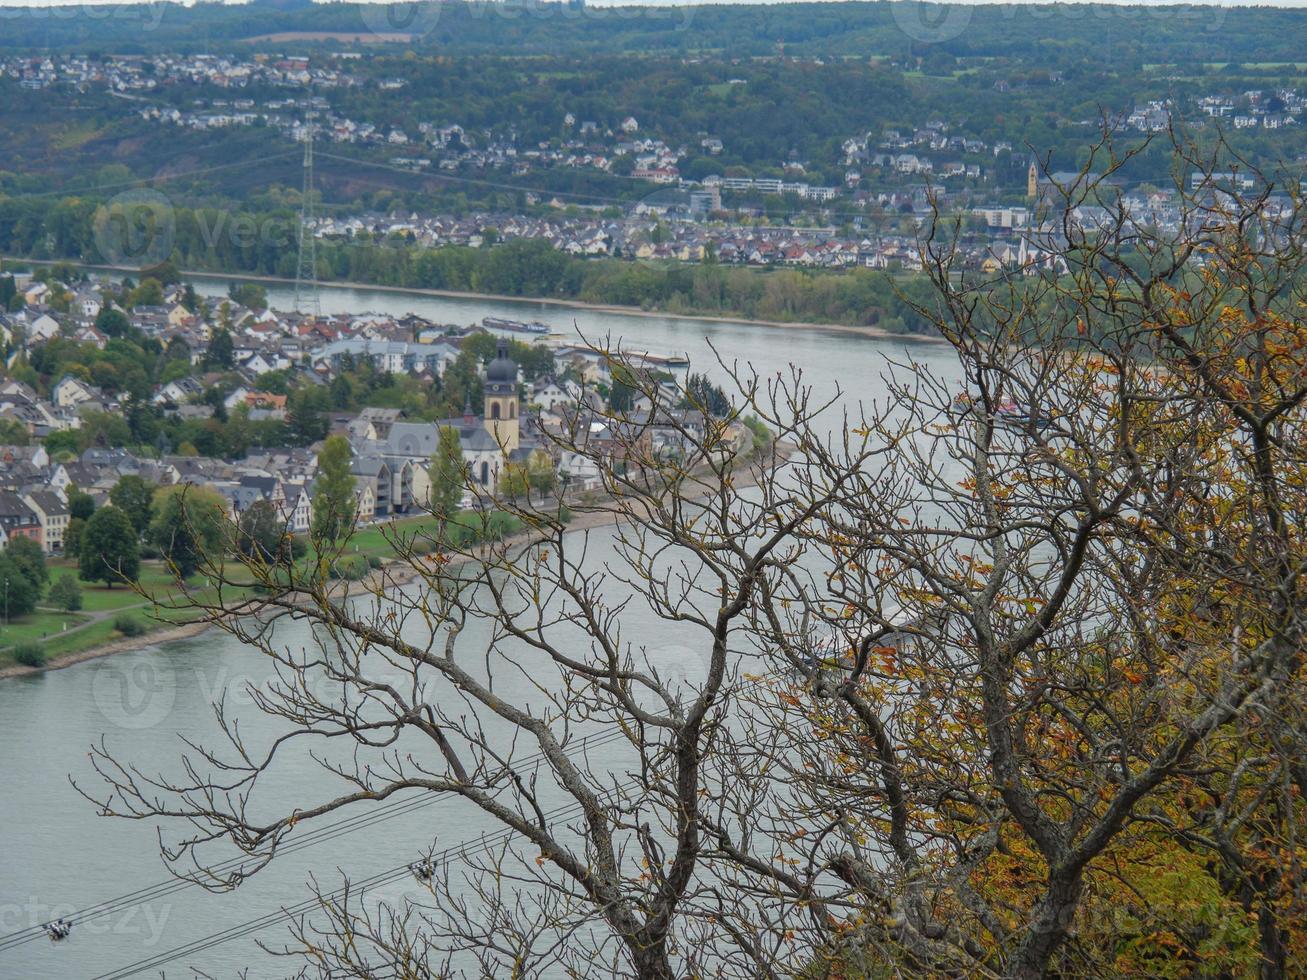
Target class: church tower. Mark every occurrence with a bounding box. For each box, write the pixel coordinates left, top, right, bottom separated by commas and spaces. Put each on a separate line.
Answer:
1027, 155, 1040, 200
483, 338, 520, 453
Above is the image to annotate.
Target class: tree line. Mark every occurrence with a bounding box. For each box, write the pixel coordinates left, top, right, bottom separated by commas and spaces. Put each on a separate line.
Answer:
0, 192, 948, 333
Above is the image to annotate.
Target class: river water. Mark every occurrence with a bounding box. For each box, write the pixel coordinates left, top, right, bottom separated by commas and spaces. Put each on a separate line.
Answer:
0, 281, 961, 978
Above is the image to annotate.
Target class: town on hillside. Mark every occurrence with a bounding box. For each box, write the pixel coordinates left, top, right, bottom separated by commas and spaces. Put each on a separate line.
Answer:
7, 51, 1307, 277
0, 267, 754, 555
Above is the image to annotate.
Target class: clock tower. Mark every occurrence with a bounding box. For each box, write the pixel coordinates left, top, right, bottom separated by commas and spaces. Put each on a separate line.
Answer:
483, 339, 520, 453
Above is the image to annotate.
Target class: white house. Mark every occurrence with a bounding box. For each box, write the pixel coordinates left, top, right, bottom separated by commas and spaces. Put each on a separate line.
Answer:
25, 313, 62, 345
73, 289, 104, 318
240, 352, 280, 376
52, 375, 99, 409
223, 386, 251, 411
313, 339, 458, 378
153, 377, 204, 407
531, 377, 581, 413
552, 346, 611, 385
22, 491, 68, 554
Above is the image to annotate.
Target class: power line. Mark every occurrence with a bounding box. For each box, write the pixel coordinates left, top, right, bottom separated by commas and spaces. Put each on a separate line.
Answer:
2, 676, 775, 963
315, 148, 648, 207
0, 669, 772, 964
0, 149, 302, 203
0, 722, 638, 953
294, 120, 321, 316
90, 789, 639, 980
0, 624, 780, 956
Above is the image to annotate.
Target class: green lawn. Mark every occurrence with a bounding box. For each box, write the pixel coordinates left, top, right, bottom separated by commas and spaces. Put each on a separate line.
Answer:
72, 585, 153, 612
1, 511, 526, 670
342, 515, 443, 558
0, 609, 90, 645
47, 560, 208, 612
0, 559, 235, 668
322, 511, 521, 563
0, 599, 217, 669
36, 618, 119, 660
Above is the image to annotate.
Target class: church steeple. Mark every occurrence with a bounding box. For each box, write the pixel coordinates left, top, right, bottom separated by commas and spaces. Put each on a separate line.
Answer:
1027, 154, 1040, 200
483, 338, 520, 452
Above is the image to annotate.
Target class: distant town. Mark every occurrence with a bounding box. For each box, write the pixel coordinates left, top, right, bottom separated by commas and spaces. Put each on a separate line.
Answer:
0, 267, 751, 556
5, 50, 1306, 276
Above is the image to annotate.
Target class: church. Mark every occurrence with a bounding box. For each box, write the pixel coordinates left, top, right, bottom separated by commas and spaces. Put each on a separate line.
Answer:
349, 339, 546, 517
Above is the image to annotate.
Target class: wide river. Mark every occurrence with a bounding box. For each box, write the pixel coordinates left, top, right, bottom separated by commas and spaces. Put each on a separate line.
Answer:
0, 281, 961, 978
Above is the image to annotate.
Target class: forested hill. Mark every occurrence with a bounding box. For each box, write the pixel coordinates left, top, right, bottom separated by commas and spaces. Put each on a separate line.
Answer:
0, 0, 1302, 66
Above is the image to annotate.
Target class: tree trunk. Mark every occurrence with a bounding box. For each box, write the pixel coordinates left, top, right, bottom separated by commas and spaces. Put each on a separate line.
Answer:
630, 941, 675, 980
1006, 873, 1083, 980
1257, 895, 1287, 979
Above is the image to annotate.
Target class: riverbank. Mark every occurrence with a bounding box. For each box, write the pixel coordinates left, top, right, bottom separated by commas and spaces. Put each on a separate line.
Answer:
13, 258, 944, 344
0, 442, 795, 679
193, 269, 945, 343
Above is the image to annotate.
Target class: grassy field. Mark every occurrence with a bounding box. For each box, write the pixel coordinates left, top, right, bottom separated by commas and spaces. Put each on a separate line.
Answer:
0, 509, 527, 671
36, 617, 120, 660
46, 561, 202, 611
0, 559, 249, 669
0, 609, 90, 645
328, 511, 521, 563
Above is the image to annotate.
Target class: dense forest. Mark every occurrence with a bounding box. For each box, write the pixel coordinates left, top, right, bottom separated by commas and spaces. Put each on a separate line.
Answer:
1, 0, 1306, 66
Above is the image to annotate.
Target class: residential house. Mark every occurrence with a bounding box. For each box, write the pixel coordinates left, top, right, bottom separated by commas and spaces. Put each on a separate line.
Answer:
24, 312, 62, 345
154, 376, 205, 407
0, 490, 41, 547
72, 288, 104, 318
530, 377, 580, 412
52, 375, 100, 410
23, 491, 68, 554
282, 486, 312, 534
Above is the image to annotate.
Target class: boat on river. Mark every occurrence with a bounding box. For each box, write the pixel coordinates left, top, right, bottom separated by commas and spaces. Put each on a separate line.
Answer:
483, 316, 551, 335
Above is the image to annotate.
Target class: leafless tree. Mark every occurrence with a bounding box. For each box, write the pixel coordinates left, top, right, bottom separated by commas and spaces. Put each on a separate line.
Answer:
82, 129, 1306, 978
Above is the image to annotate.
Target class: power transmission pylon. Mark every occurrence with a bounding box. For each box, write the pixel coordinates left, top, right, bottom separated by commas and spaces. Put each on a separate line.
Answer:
293, 120, 321, 317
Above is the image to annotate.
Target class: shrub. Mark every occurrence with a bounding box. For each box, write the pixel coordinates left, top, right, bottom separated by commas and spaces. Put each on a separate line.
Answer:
367, 555, 383, 570
12, 643, 46, 668
113, 614, 146, 637
483, 511, 522, 541
743, 414, 773, 452
49, 574, 82, 612
330, 556, 368, 581
342, 557, 368, 581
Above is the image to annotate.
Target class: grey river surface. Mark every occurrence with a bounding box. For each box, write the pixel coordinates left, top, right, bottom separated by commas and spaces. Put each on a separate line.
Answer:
1, 281, 960, 978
